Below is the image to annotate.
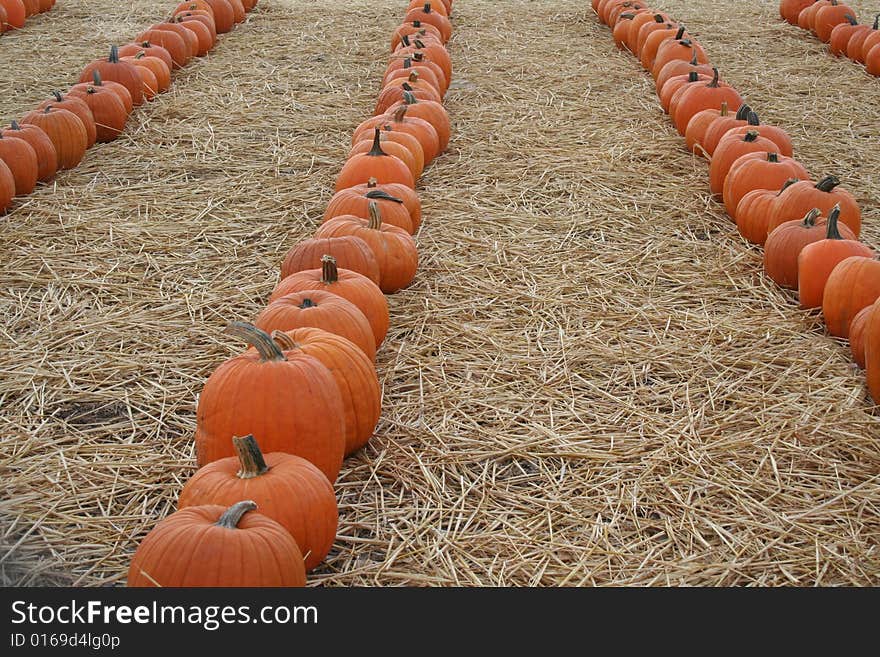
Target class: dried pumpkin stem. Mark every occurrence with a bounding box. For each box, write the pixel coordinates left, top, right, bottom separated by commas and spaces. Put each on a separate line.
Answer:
93, 70, 103, 86
366, 189, 403, 203
767, 152, 779, 163
402, 91, 419, 105
403, 57, 412, 69
408, 71, 420, 83
802, 208, 822, 226
825, 205, 844, 239
719, 101, 729, 117
225, 321, 285, 362
233, 435, 269, 479
368, 128, 386, 157
746, 111, 760, 126
393, 105, 408, 122
108, 45, 120, 64
321, 255, 339, 284
778, 178, 800, 194
744, 131, 759, 143
300, 298, 318, 309
52, 90, 64, 103
735, 104, 751, 121
816, 175, 840, 192
707, 67, 720, 88
368, 201, 383, 230
271, 330, 298, 351
675, 26, 685, 40
689, 49, 698, 65
216, 501, 258, 529
367, 177, 378, 188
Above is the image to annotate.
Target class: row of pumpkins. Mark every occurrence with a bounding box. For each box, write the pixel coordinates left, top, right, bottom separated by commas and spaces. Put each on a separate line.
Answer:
0, 0, 258, 213
594, 1, 880, 404
127, 1, 455, 586
0, 0, 55, 35
780, 0, 880, 76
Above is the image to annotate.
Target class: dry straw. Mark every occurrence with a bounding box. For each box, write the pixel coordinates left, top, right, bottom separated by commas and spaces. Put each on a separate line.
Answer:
0, 0, 878, 587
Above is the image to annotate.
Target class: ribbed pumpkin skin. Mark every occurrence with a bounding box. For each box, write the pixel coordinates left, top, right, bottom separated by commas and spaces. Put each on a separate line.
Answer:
67, 85, 128, 143
735, 187, 782, 245
3, 122, 57, 182
722, 124, 794, 158
324, 185, 414, 234
722, 153, 810, 219
136, 29, 189, 70
195, 346, 346, 481
767, 178, 861, 238
0, 0, 25, 29
335, 148, 414, 191
763, 213, 856, 290
275, 327, 382, 456
684, 105, 726, 155
21, 0, 38, 17
0, 134, 38, 196
348, 138, 420, 181
229, 0, 246, 23
150, 22, 198, 61
118, 42, 174, 74
780, 0, 816, 24
651, 38, 708, 80
829, 21, 868, 56
127, 504, 306, 587
866, 298, 880, 403
37, 94, 97, 149
121, 54, 172, 94
403, 5, 452, 42
849, 305, 872, 368
633, 14, 675, 55
384, 64, 444, 98
353, 111, 440, 165
19, 108, 88, 170
375, 80, 442, 117
708, 132, 777, 196
271, 265, 390, 347
316, 214, 419, 294
255, 290, 377, 361
671, 77, 743, 136
639, 24, 682, 71
0, 160, 14, 214
174, 16, 214, 55
280, 236, 380, 285
179, 448, 337, 571
79, 48, 145, 106
387, 98, 450, 153
814, 3, 856, 42
331, 180, 422, 231
798, 239, 874, 309
203, 0, 235, 33
822, 256, 880, 338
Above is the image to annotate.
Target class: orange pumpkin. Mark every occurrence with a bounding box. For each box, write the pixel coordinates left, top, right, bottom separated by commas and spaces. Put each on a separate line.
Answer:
0, 131, 38, 196
386, 91, 450, 153
281, 236, 380, 285
767, 176, 861, 238
195, 322, 346, 481
708, 131, 778, 197
722, 152, 810, 219
2, 120, 56, 182
865, 297, 880, 403
179, 435, 337, 571
127, 501, 306, 587
849, 305, 872, 368
324, 181, 414, 234
822, 255, 880, 337
19, 107, 88, 170
79, 46, 145, 106
335, 128, 414, 191
734, 179, 800, 246
0, 160, 13, 214
67, 81, 128, 143
37, 91, 97, 149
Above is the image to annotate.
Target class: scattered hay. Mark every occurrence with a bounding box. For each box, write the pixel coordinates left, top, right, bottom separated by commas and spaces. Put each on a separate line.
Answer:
0, 0, 877, 587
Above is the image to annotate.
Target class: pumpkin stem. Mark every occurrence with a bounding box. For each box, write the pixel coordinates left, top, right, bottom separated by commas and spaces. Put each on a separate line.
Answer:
215, 501, 258, 529
402, 82, 413, 92
802, 208, 822, 226
367, 177, 378, 188
366, 189, 403, 203
413, 20, 421, 27
687, 71, 699, 82
52, 90, 64, 103
412, 52, 425, 62
719, 101, 729, 116
689, 49, 698, 66
707, 67, 720, 88
408, 71, 420, 83
368, 128, 387, 157
874, 14, 880, 30
403, 57, 412, 69
226, 321, 285, 362
10, 120, 20, 130
414, 39, 426, 49
734, 104, 751, 121
423, 2, 431, 12
746, 111, 760, 126
674, 26, 685, 39
653, 14, 664, 23
368, 201, 382, 230
815, 175, 840, 193
109, 45, 120, 64
767, 152, 779, 163
300, 298, 317, 309
401, 34, 411, 47
233, 435, 269, 479
778, 178, 800, 195
93, 70, 103, 86
321, 255, 339, 284
393, 105, 408, 122
825, 205, 844, 239
402, 90, 418, 105
844, 14, 857, 26
744, 131, 759, 143
271, 330, 298, 351
135, 52, 146, 60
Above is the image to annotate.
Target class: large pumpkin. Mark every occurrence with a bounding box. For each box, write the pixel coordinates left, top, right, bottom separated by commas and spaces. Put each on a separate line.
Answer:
0, 131, 38, 196
670, 68, 744, 136
67, 81, 128, 143
127, 501, 306, 587
767, 175, 860, 238
179, 435, 337, 571
280, 236, 380, 285
722, 112, 794, 158
822, 256, 880, 338
814, 1, 857, 42
734, 178, 799, 246
272, 255, 389, 347
273, 328, 381, 456
386, 91, 450, 153
79, 46, 145, 106
255, 290, 377, 361
797, 207, 874, 309
316, 201, 419, 294
19, 107, 89, 170
195, 322, 346, 481
722, 152, 810, 219
37, 92, 97, 149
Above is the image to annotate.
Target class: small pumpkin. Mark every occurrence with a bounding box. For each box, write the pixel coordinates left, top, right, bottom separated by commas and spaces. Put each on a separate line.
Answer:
173, 12, 218, 48
640, 24, 687, 72
799, 0, 833, 31
375, 74, 441, 117
324, 182, 414, 234
329, 178, 422, 233
814, 1, 857, 42
631, 13, 674, 55
708, 131, 778, 197
395, 38, 452, 90
37, 91, 97, 148
659, 71, 711, 114
651, 37, 709, 81
858, 20, 880, 62
255, 289, 377, 362
354, 106, 440, 166
822, 255, 880, 337
79, 45, 145, 106
349, 134, 420, 181
2, 120, 56, 182
767, 175, 860, 238
19, 107, 89, 170
202, 0, 235, 33
798, 207, 874, 309
272, 256, 389, 347
316, 201, 419, 294
121, 52, 172, 94
21, 0, 37, 16
195, 322, 346, 481
867, 43, 880, 76
670, 68, 744, 137
335, 128, 414, 191
272, 329, 381, 456
763, 208, 856, 289
150, 21, 199, 61
351, 128, 424, 183
0, 131, 38, 196
127, 500, 306, 587
179, 434, 338, 571
281, 236, 380, 285
654, 49, 714, 97
229, 0, 246, 23
390, 21, 444, 52
722, 151, 810, 219
382, 56, 443, 95
384, 91, 450, 156
734, 178, 800, 246
70, 70, 134, 115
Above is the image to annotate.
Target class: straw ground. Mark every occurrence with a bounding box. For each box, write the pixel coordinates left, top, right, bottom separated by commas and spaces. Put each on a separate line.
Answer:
0, 0, 878, 586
